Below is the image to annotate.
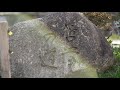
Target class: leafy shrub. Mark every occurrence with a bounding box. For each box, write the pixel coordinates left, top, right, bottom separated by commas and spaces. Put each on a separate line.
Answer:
98, 47, 120, 78
113, 47, 120, 62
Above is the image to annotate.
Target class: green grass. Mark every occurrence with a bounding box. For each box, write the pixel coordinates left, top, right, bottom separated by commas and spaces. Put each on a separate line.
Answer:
98, 60, 120, 78
108, 34, 120, 41
98, 34, 120, 78
98, 64, 120, 78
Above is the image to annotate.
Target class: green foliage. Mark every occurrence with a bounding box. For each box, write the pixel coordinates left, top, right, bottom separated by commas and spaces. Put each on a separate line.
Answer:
98, 64, 120, 78
98, 33, 120, 78
113, 47, 120, 62
109, 34, 120, 40
107, 39, 112, 44
98, 47, 120, 78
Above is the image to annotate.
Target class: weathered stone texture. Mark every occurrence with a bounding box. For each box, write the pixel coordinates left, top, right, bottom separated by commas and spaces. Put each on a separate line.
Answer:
8, 12, 114, 78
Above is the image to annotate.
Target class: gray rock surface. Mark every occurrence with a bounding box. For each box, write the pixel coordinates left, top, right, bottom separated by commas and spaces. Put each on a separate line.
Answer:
8, 12, 114, 78
40, 12, 114, 71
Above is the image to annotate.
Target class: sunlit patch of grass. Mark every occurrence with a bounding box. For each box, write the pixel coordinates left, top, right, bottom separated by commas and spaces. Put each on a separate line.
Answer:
109, 34, 120, 41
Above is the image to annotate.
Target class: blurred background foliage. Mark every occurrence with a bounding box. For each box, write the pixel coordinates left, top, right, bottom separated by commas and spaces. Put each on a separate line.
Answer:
83, 12, 113, 30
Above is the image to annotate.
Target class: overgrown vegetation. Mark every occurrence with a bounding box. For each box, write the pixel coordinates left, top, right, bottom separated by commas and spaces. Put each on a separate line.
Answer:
98, 34, 120, 78
98, 47, 120, 78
